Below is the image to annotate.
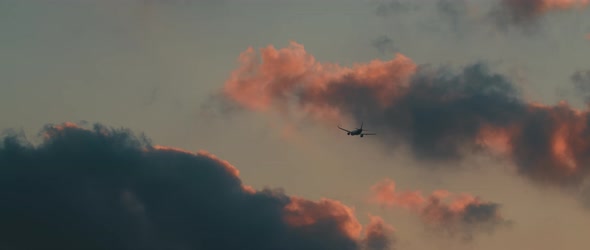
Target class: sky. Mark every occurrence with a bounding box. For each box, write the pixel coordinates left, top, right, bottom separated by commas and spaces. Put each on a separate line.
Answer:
1, 0, 590, 249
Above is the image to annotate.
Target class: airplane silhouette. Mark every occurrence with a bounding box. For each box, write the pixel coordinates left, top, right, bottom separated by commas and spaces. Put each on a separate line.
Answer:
337, 122, 376, 138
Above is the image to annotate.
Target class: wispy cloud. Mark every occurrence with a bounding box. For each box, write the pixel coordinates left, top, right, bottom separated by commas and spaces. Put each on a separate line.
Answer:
369, 178, 512, 241
372, 0, 590, 34
371, 35, 398, 55
489, 0, 590, 30
374, 0, 420, 17
571, 69, 590, 103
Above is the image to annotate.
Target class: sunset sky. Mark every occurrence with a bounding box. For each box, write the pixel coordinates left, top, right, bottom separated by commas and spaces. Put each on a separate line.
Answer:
1, 0, 590, 249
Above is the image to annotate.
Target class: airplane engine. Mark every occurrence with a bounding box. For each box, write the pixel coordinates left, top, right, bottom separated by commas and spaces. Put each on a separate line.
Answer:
347, 132, 350, 135
360, 134, 364, 137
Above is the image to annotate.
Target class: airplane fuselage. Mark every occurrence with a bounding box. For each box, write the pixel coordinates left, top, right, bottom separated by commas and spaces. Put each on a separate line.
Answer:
338, 122, 376, 138
348, 129, 362, 136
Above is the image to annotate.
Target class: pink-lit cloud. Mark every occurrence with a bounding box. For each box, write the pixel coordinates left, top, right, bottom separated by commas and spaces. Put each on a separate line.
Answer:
220, 41, 590, 192
370, 179, 512, 240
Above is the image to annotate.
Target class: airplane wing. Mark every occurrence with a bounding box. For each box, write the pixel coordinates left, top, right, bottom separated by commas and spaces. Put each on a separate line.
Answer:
337, 125, 351, 133
361, 133, 376, 136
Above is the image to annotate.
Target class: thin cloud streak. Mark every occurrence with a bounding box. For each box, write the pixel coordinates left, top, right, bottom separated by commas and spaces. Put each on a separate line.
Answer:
369, 178, 512, 241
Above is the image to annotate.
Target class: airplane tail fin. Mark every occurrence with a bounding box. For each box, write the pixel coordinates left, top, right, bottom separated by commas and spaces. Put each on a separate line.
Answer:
360, 121, 363, 130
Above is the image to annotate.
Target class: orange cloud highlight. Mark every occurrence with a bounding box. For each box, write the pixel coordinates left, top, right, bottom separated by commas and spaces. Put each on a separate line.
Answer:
370, 179, 482, 217
284, 197, 363, 239
41, 122, 84, 139
283, 197, 398, 249
153, 145, 194, 155
195, 150, 257, 194
223, 41, 416, 124
370, 178, 425, 210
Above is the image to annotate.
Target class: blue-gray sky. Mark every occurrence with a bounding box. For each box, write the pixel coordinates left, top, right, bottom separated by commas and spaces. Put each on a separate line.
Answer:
2, 1, 590, 249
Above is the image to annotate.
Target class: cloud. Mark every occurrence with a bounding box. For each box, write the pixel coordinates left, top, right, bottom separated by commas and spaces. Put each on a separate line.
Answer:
219, 41, 590, 192
371, 35, 397, 55
433, 0, 478, 35
0, 122, 394, 250
371, 0, 589, 34
374, 0, 420, 17
362, 215, 396, 250
571, 70, 590, 103
370, 179, 512, 241
489, 0, 590, 29
222, 41, 417, 123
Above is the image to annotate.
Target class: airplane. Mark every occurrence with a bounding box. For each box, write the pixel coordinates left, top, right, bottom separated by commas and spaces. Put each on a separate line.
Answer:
337, 122, 376, 138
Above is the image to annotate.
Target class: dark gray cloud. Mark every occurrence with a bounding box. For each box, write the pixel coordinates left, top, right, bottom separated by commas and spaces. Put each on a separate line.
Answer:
307, 64, 521, 159
371, 35, 397, 55
299, 63, 590, 188
571, 70, 590, 103
420, 197, 513, 241
485, 0, 589, 33
461, 203, 513, 239
364, 232, 392, 250
0, 122, 391, 250
362, 216, 396, 250
486, 0, 547, 32
372, 0, 588, 35
435, 0, 472, 34
490, 0, 543, 24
